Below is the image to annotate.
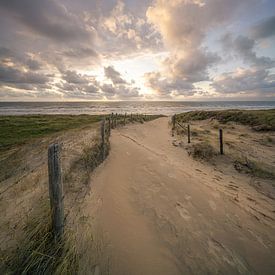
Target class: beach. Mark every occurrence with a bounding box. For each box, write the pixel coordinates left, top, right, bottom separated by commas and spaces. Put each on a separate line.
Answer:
1, 101, 275, 116
0, 110, 275, 274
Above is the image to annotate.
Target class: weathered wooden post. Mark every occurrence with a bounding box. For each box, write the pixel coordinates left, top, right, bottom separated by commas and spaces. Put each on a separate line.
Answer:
219, 128, 224, 155
172, 115, 176, 136
130, 113, 133, 121
101, 119, 106, 159
124, 113, 126, 125
115, 113, 117, 128
111, 112, 114, 129
187, 124, 191, 143
108, 116, 111, 136
48, 144, 64, 240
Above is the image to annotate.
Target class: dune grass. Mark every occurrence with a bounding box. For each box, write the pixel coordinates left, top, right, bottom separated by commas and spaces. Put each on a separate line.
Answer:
0, 114, 163, 152
1, 199, 79, 275
176, 109, 275, 131
0, 115, 103, 151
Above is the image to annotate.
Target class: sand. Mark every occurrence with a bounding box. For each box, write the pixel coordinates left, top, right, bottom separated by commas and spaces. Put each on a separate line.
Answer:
83, 117, 275, 274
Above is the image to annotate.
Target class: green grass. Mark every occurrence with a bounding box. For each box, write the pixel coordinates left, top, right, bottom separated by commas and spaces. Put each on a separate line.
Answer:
0, 115, 103, 151
175, 109, 275, 131
0, 114, 163, 152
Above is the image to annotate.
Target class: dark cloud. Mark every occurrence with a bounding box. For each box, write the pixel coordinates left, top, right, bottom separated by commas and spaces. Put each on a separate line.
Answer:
0, 0, 93, 43
164, 49, 220, 82
212, 68, 275, 94
63, 48, 98, 59
145, 72, 195, 98
220, 33, 275, 69
62, 70, 90, 84
104, 66, 127, 85
0, 65, 49, 85
101, 83, 140, 99
251, 15, 275, 40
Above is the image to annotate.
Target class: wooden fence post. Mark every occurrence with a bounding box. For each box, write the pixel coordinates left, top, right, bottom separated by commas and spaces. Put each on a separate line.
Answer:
130, 113, 133, 121
108, 116, 111, 136
219, 129, 224, 155
172, 115, 176, 136
48, 144, 64, 240
111, 113, 114, 129
101, 119, 106, 159
187, 124, 191, 143
124, 113, 126, 125
115, 113, 117, 128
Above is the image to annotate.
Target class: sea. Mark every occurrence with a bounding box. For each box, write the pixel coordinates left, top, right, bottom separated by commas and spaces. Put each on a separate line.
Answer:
0, 101, 275, 116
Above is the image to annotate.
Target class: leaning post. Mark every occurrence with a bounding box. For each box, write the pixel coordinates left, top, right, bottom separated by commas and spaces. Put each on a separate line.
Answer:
187, 124, 191, 143
48, 143, 64, 240
219, 128, 224, 155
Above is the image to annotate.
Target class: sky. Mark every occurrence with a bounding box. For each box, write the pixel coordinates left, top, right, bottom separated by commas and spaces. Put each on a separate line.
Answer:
0, 0, 275, 101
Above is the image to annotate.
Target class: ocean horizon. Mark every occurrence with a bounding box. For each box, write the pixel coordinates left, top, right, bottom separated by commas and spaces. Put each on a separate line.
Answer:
0, 101, 275, 116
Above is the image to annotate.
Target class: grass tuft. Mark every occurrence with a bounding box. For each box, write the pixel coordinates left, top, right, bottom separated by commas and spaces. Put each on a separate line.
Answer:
176, 109, 275, 131
187, 142, 217, 161
1, 200, 79, 274
234, 158, 275, 179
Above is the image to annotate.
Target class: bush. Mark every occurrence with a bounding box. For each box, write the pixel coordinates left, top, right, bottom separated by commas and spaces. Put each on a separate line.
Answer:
187, 142, 216, 160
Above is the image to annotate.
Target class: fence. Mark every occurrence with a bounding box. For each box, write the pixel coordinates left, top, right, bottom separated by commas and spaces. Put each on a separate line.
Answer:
171, 114, 224, 155
47, 113, 150, 239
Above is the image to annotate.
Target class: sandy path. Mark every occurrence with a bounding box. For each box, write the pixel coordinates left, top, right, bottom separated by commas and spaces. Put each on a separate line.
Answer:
86, 117, 275, 275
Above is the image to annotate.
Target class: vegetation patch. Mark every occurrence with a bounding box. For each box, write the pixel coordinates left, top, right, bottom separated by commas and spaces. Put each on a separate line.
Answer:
234, 158, 275, 179
187, 142, 217, 161
1, 200, 79, 274
0, 115, 104, 151
176, 109, 275, 131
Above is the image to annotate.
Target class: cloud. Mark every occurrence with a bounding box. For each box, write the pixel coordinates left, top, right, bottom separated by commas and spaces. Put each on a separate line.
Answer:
101, 83, 140, 99
251, 15, 275, 40
0, 0, 93, 43
146, 0, 252, 51
0, 65, 50, 85
145, 71, 195, 98
164, 49, 220, 82
211, 68, 275, 95
0, 0, 274, 100
220, 33, 275, 69
95, 0, 162, 56
63, 47, 98, 59
104, 66, 127, 85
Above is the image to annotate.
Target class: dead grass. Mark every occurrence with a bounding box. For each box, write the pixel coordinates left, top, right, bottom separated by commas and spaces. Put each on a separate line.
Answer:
234, 158, 275, 180
187, 142, 217, 161
176, 109, 275, 131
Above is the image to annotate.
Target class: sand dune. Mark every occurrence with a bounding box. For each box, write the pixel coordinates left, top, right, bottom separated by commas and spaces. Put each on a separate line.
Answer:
81, 117, 275, 274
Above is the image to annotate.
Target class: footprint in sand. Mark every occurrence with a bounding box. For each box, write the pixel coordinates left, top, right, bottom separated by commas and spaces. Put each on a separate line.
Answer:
168, 173, 176, 179
185, 195, 192, 201
209, 200, 217, 211
176, 202, 191, 221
